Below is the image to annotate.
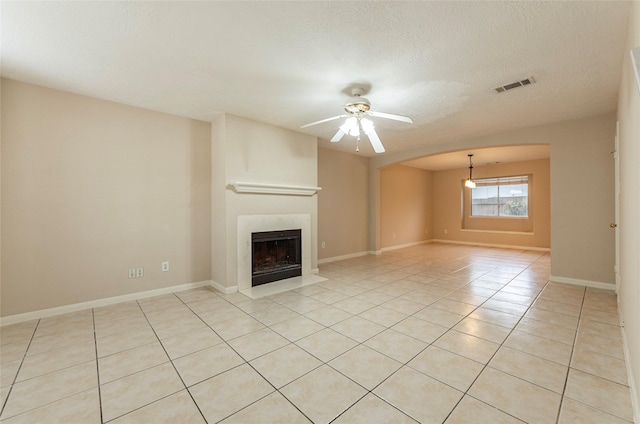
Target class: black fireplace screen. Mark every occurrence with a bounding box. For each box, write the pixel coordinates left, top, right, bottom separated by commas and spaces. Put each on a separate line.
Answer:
251, 229, 302, 286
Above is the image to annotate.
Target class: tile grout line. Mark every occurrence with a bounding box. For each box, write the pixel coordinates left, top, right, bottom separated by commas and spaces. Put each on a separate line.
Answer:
319, 259, 524, 423
554, 285, 586, 424
211, 281, 425, 423
340, 254, 540, 421
119, 269, 547, 423
173, 291, 308, 422
0, 319, 41, 420
421, 267, 545, 423
268, 250, 616, 422
395, 253, 549, 422
95, 296, 203, 423
444, 257, 565, 422
556, 288, 634, 422
335, 250, 549, 420
260, 252, 580, 420
183, 291, 318, 424
4, 247, 630, 423
28, 252, 524, 420
139, 294, 210, 424
91, 309, 105, 424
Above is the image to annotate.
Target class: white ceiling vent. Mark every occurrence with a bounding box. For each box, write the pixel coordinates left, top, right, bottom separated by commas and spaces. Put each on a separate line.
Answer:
494, 77, 536, 93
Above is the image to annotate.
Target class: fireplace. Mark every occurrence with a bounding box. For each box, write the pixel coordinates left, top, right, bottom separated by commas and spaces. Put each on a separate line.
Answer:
237, 214, 316, 293
251, 229, 302, 286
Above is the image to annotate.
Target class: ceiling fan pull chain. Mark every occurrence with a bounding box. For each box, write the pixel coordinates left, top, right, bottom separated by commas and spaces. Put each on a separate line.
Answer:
356, 135, 360, 152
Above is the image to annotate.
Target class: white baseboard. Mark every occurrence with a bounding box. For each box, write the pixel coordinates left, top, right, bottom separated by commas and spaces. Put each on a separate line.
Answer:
619, 304, 640, 424
318, 251, 370, 264
432, 239, 550, 252
210, 279, 238, 295
381, 240, 431, 252
319, 241, 436, 263
0, 280, 212, 326
549, 275, 615, 291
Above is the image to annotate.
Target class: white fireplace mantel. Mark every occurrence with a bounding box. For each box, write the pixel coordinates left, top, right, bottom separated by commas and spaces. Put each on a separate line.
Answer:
230, 182, 321, 196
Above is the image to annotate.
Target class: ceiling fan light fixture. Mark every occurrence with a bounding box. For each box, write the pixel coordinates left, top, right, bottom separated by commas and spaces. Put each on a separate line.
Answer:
361, 117, 374, 132
340, 117, 359, 136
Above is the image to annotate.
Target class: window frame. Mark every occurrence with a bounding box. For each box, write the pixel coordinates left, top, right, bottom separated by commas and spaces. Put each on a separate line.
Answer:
469, 175, 529, 219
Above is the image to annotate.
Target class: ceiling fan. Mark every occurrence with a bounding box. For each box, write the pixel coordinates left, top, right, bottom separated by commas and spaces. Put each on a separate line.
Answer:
300, 87, 413, 153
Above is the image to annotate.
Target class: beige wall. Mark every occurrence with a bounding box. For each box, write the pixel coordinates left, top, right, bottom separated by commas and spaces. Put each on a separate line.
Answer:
317, 148, 369, 261
618, 1, 640, 418
1, 79, 212, 317
550, 114, 615, 285
211, 115, 318, 288
433, 159, 550, 249
380, 164, 432, 249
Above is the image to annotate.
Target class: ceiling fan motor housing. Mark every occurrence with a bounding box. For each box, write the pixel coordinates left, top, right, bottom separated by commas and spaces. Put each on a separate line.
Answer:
344, 87, 371, 114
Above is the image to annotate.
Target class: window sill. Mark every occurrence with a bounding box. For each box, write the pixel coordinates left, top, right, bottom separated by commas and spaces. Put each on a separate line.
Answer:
460, 229, 534, 236
469, 216, 529, 220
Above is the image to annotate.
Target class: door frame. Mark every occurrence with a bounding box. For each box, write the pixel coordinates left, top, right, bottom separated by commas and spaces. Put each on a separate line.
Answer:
615, 121, 620, 294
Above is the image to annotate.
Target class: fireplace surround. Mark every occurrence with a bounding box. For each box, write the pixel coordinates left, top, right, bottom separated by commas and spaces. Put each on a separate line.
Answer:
235, 214, 327, 298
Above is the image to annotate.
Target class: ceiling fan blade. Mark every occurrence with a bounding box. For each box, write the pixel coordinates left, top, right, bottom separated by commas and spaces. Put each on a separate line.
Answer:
330, 129, 346, 142
300, 114, 349, 128
368, 111, 414, 124
364, 127, 385, 153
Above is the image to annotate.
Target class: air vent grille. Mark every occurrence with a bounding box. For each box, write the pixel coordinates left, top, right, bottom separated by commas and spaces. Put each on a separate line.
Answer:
494, 77, 535, 93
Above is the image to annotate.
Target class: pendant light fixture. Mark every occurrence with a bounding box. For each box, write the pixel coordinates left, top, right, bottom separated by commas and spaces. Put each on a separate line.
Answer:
465, 154, 476, 188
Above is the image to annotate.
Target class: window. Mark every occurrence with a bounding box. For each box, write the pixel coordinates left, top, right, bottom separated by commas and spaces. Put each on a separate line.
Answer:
471, 175, 529, 217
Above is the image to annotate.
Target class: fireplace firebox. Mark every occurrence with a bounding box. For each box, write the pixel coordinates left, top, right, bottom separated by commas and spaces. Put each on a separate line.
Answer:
251, 229, 302, 286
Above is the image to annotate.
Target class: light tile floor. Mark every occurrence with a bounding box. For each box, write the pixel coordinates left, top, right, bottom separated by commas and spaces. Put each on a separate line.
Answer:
0, 243, 635, 423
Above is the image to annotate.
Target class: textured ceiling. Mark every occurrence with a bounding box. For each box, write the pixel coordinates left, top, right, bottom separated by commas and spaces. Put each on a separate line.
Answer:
0, 1, 630, 157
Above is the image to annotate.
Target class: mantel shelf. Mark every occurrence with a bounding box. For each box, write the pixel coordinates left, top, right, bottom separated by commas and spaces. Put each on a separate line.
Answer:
230, 182, 322, 196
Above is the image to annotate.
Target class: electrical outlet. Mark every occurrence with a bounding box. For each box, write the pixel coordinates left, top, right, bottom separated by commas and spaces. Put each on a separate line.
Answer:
136, 267, 144, 278
128, 268, 135, 279
444, 229, 448, 234
162, 261, 170, 272
321, 242, 326, 249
